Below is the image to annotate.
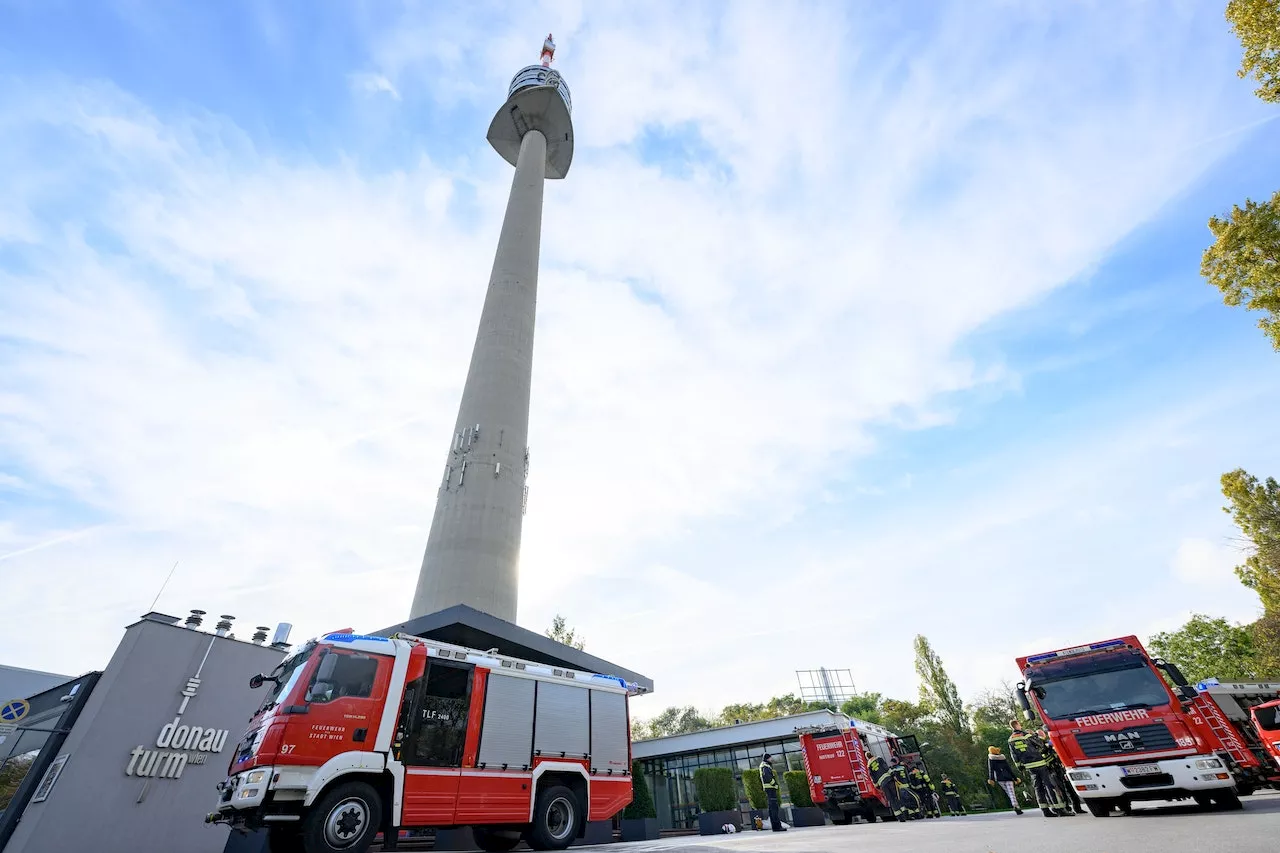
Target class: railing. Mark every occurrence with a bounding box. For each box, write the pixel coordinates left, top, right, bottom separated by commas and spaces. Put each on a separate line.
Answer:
508, 64, 573, 114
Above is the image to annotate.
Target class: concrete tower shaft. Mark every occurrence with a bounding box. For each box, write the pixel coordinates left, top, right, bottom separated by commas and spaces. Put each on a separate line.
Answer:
410, 40, 573, 622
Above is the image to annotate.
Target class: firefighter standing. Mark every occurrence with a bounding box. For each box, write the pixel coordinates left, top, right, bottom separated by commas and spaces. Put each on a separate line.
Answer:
939, 773, 966, 816
891, 760, 922, 819
759, 754, 786, 832
1008, 720, 1068, 817
1039, 728, 1085, 815
866, 751, 908, 821
908, 763, 940, 818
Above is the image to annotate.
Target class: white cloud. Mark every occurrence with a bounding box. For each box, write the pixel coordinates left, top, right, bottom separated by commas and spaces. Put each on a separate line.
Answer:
348, 71, 400, 100
1172, 537, 1243, 585
0, 3, 1277, 713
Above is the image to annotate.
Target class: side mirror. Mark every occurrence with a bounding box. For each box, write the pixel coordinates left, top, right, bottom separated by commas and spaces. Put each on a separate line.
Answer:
1015, 682, 1034, 720
249, 674, 265, 689
315, 652, 339, 682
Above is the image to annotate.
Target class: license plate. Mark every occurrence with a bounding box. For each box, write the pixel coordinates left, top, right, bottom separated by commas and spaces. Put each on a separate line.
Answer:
1121, 763, 1160, 776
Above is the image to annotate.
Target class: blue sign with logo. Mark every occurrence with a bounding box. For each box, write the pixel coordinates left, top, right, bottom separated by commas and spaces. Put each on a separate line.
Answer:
323, 633, 389, 644
0, 698, 30, 723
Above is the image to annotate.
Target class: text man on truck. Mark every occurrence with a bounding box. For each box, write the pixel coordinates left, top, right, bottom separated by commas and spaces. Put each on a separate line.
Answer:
1015, 636, 1241, 817
207, 631, 639, 853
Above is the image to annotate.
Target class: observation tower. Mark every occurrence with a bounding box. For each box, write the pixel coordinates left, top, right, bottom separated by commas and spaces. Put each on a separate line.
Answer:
409, 36, 574, 623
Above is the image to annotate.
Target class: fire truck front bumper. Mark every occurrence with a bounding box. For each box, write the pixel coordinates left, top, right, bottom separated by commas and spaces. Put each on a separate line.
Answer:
1065, 755, 1235, 801
210, 767, 273, 821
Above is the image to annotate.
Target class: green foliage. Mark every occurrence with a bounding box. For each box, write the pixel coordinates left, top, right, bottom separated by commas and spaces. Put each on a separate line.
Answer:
631, 706, 713, 740
693, 767, 737, 812
1222, 468, 1280, 671
623, 761, 657, 820
783, 771, 813, 808
1227, 0, 1280, 103
0, 754, 35, 810
1202, 192, 1280, 350
839, 692, 884, 725
879, 698, 933, 733
742, 767, 767, 810
1148, 613, 1259, 683
914, 635, 970, 738
545, 614, 585, 650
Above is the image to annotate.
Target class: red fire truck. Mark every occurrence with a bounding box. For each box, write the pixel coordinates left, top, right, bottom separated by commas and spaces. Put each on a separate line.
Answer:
1015, 636, 1278, 817
1186, 679, 1280, 794
207, 631, 639, 853
796, 720, 928, 824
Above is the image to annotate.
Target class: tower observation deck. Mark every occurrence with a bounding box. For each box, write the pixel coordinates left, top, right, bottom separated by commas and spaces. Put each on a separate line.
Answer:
410, 36, 574, 623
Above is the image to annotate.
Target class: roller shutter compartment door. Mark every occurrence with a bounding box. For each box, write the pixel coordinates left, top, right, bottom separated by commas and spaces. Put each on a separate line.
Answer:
590, 690, 629, 774
533, 682, 589, 759
477, 673, 536, 770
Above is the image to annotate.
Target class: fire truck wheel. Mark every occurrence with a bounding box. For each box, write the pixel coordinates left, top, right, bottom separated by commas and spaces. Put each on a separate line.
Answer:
1084, 799, 1111, 817
861, 807, 878, 823
473, 828, 522, 851
526, 784, 580, 850
267, 828, 305, 853
303, 780, 383, 853
1214, 791, 1243, 811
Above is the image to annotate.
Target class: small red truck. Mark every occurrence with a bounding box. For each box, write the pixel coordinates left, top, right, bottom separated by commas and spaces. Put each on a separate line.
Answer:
1015, 636, 1280, 816
208, 631, 639, 853
796, 720, 926, 824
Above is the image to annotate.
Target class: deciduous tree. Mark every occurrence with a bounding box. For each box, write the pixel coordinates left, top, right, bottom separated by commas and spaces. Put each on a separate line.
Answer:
1222, 468, 1280, 671
1227, 0, 1280, 103
545, 614, 585, 650
1201, 191, 1280, 350
914, 635, 971, 738
1148, 614, 1259, 684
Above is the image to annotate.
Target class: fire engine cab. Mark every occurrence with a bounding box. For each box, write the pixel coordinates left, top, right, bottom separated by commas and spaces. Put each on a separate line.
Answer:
796, 718, 926, 824
208, 631, 639, 853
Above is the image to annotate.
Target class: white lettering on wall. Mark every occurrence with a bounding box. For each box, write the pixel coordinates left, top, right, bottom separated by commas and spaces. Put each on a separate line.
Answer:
124, 666, 229, 781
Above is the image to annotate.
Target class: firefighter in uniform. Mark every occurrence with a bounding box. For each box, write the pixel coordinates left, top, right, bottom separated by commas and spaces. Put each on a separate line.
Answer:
866, 751, 909, 821
759, 753, 786, 832
1039, 728, 1085, 815
1008, 721, 1068, 817
908, 763, 940, 818
939, 773, 966, 815
891, 760, 922, 819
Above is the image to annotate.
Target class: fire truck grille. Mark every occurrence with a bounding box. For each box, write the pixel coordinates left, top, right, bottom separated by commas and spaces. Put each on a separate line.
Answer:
1074, 722, 1177, 758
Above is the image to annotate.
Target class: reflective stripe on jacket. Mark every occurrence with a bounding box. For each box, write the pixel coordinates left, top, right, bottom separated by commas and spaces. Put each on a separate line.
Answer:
759, 760, 778, 789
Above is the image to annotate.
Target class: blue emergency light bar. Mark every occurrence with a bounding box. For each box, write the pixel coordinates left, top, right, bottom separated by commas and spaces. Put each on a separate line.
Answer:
1025, 638, 1127, 665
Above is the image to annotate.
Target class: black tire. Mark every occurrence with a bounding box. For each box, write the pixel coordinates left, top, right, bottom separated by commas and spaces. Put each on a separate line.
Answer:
267, 828, 305, 853
526, 784, 580, 851
862, 806, 878, 824
301, 780, 382, 853
473, 827, 523, 852
1194, 794, 1215, 810
1236, 783, 1256, 797
1214, 791, 1244, 811
1085, 799, 1111, 817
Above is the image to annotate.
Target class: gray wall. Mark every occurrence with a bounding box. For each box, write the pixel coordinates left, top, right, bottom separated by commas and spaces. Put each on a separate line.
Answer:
4, 616, 285, 853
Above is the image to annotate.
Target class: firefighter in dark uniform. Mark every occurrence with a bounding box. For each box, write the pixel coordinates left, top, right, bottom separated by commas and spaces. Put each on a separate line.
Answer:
1008, 720, 1068, 817
908, 763, 940, 818
866, 751, 909, 821
1039, 728, 1085, 815
759, 753, 786, 832
891, 760, 922, 819
938, 773, 966, 815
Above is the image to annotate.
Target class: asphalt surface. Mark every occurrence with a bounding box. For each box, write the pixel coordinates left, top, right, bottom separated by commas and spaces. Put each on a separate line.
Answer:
582, 791, 1280, 853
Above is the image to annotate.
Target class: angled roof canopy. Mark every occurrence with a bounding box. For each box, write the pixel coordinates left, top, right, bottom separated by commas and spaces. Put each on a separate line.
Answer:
376, 604, 653, 694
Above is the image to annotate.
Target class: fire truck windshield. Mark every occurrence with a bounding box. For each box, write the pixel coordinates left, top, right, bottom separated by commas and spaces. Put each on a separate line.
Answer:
1255, 704, 1280, 731
1030, 657, 1172, 721
257, 643, 314, 713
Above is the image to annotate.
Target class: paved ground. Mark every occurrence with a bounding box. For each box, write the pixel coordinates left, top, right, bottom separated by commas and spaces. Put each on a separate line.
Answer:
585, 791, 1280, 853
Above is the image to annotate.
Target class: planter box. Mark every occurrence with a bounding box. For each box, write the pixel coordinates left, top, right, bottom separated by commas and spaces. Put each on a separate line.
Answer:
788, 806, 827, 827
620, 817, 660, 842
570, 820, 614, 846
696, 810, 741, 836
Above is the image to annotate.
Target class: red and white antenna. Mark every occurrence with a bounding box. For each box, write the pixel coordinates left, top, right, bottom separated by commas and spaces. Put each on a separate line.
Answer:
540, 34, 555, 68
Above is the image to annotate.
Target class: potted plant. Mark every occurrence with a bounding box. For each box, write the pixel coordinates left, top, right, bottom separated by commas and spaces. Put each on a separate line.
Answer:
620, 762, 660, 841
693, 767, 740, 836
784, 771, 827, 827
742, 767, 767, 829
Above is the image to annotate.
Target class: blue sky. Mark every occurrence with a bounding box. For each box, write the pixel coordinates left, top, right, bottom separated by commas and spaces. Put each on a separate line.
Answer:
2, 1, 1279, 717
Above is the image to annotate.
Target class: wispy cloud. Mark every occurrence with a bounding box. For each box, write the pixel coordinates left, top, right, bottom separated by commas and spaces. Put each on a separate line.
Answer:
348, 71, 400, 101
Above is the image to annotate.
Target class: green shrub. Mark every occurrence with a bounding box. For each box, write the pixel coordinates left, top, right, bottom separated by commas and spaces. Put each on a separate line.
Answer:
783, 771, 814, 808
693, 767, 737, 812
623, 761, 657, 819
742, 768, 767, 810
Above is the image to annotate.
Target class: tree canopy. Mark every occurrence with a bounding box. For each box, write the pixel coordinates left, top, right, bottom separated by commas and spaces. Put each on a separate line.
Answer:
545, 614, 585, 650
914, 635, 970, 738
1227, 0, 1280, 103
1201, 190, 1280, 351
1221, 468, 1280, 671
1148, 614, 1259, 684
